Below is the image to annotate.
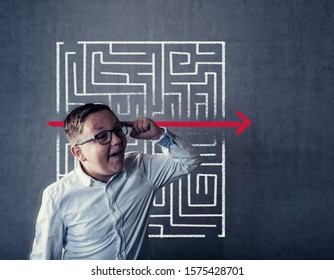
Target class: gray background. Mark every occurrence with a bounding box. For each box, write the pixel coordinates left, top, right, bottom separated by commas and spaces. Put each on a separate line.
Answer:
1, 0, 334, 259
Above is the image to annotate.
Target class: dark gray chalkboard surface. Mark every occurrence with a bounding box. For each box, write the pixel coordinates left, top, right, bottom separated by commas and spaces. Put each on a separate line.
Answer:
1, 0, 334, 259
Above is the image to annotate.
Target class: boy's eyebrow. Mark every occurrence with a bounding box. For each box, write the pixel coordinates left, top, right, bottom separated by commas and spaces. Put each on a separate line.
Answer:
93, 125, 105, 131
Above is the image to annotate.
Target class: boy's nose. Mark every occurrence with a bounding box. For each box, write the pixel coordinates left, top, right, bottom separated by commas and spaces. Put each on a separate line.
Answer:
111, 132, 122, 145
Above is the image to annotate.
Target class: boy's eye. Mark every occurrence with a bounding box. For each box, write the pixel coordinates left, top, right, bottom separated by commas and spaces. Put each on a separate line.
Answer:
97, 131, 109, 141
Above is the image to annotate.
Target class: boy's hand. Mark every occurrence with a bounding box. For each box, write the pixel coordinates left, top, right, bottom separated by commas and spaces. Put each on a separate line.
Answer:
123, 118, 164, 140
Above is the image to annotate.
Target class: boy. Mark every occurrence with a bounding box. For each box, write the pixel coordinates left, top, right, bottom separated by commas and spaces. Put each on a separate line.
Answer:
30, 103, 202, 259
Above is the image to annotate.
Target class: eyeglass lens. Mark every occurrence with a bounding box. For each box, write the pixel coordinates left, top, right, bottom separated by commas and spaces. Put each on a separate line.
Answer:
96, 124, 128, 145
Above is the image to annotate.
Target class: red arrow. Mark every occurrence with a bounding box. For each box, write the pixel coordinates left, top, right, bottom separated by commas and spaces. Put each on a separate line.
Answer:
48, 121, 65, 127
155, 112, 251, 135
48, 112, 251, 135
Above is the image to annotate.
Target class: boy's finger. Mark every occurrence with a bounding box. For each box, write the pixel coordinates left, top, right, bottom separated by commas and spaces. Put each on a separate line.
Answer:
131, 120, 140, 134
143, 118, 150, 131
137, 119, 144, 132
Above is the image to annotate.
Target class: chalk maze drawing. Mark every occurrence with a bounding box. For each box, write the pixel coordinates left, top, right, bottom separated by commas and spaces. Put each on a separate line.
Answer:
56, 41, 225, 238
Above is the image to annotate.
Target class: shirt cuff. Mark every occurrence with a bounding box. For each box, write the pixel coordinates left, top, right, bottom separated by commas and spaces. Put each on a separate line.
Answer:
152, 128, 174, 148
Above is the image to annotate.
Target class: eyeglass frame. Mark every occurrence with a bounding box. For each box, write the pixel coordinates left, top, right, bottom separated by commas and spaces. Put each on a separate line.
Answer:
74, 123, 128, 146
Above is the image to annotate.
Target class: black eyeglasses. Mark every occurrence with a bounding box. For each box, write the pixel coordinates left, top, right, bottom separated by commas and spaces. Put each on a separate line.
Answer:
75, 123, 128, 146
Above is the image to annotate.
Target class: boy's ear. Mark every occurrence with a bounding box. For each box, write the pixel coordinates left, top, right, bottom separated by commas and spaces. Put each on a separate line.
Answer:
71, 146, 86, 161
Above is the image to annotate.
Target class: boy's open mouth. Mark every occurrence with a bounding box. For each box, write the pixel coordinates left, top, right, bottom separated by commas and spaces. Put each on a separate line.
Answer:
109, 149, 124, 157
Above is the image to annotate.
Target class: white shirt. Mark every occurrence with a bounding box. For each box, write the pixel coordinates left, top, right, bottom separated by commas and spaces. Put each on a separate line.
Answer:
30, 129, 202, 260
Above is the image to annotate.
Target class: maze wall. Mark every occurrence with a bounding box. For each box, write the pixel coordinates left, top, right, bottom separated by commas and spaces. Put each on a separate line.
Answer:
56, 41, 225, 238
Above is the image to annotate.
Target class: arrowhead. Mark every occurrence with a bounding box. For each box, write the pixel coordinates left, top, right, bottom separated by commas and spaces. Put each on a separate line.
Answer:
235, 112, 252, 135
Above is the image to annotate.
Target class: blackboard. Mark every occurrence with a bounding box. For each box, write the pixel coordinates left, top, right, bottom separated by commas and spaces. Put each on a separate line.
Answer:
1, 0, 334, 260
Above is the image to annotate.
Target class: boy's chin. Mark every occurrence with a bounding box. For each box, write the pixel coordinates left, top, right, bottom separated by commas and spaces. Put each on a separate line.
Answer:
107, 154, 125, 174
109, 163, 124, 174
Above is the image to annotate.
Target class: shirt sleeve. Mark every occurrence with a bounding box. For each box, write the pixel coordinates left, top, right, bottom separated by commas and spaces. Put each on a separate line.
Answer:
30, 188, 65, 260
142, 128, 203, 189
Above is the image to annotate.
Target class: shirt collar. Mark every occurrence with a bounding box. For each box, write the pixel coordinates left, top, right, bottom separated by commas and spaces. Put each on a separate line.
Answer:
76, 162, 93, 188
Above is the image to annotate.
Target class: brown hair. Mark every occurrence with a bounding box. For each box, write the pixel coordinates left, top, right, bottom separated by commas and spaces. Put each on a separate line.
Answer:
64, 103, 113, 144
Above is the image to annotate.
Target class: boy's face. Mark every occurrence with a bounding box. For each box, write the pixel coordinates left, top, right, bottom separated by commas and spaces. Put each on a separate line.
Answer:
72, 110, 127, 182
